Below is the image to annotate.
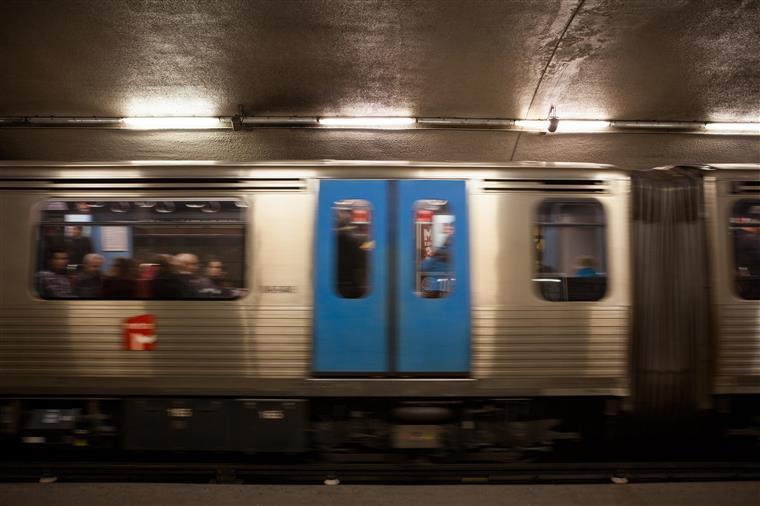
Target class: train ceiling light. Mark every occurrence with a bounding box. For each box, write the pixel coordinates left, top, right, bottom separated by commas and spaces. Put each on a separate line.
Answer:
0, 115, 758, 135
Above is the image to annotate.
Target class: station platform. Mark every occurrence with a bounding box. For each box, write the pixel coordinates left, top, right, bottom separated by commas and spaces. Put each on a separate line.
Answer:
1, 482, 759, 506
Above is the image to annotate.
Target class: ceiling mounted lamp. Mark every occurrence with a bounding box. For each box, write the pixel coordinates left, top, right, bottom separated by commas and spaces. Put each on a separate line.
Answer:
317, 117, 416, 128
704, 122, 760, 134
121, 117, 230, 130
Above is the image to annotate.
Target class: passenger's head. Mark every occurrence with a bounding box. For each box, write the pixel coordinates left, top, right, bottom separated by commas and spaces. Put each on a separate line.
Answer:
205, 258, 224, 278
83, 253, 104, 273
176, 253, 199, 274
69, 225, 83, 238
578, 256, 596, 268
48, 249, 68, 272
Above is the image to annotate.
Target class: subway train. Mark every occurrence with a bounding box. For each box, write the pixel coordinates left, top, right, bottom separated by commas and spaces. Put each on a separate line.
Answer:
0, 161, 757, 457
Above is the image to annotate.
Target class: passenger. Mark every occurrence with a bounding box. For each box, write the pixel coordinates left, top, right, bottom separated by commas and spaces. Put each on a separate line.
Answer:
151, 254, 185, 299
40, 226, 65, 271
574, 256, 599, 277
175, 253, 202, 298
102, 257, 138, 299
196, 257, 230, 297
65, 225, 94, 266
73, 253, 104, 298
35, 249, 74, 299
336, 213, 368, 298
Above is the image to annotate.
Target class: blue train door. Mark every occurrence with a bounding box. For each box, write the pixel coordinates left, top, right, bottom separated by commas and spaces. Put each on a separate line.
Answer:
314, 179, 470, 375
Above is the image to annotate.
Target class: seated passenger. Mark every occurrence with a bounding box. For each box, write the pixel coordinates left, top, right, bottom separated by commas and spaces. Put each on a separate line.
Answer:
73, 253, 104, 298
35, 249, 74, 299
175, 253, 202, 298
574, 256, 599, 277
102, 257, 138, 299
151, 254, 185, 299
195, 258, 230, 298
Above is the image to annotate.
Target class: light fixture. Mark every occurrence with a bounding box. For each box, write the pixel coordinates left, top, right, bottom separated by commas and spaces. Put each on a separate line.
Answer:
704, 122, 760, 134
121, 117, 229, 130
317, 117, 416, 128
555, 120, 610, 133
514, 120, 550, 131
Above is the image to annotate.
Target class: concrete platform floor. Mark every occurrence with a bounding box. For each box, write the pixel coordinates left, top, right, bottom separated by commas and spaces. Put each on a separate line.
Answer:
1, 482, 759, 506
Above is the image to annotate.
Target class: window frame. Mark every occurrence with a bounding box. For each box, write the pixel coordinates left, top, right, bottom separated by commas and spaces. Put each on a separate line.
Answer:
32, 195, 250, 302
532, 197, 609, 303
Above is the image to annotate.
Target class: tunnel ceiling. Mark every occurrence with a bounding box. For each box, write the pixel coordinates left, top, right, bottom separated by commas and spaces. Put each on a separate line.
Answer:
0, 0, 759, 123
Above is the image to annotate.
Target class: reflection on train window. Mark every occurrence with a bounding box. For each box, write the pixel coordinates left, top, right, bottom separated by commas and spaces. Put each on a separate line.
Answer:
334, 199, 372, 298
35, 199, 246, 300
732, 200, 760, 300
534, 199, 607, 302
415, 200, 455, 298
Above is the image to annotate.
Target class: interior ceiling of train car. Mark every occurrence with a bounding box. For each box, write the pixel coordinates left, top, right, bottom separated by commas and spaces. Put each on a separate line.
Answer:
0, 0, 758, 166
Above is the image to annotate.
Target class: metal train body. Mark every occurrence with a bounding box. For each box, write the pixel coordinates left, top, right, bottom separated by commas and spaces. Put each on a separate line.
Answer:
0, 161, 757, 454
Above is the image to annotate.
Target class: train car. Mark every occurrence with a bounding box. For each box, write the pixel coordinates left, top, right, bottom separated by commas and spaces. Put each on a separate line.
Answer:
0, 161, 633, 456
703, 165, 760, 434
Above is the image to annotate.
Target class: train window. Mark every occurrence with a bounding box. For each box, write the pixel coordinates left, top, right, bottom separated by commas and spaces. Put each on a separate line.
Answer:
533, 199, 607, 302
35, 199, 246, 300
731, 200, 760, 300
334, 199, 372, 298
414, 200, 455, 298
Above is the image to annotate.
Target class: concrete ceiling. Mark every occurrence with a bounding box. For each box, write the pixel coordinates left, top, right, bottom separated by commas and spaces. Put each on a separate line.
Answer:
1, 0, 759, 122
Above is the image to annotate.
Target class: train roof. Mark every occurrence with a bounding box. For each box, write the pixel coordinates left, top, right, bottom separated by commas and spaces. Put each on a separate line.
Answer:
0, 160, 616, 170
0, 160, 632, 183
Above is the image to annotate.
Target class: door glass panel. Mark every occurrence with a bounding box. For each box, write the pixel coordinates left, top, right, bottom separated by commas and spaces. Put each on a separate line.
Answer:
414, 199, 455, 298
334, 199, 372, 298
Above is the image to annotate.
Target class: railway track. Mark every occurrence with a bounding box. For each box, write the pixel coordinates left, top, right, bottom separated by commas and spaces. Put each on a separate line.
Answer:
2, 459, 759, 484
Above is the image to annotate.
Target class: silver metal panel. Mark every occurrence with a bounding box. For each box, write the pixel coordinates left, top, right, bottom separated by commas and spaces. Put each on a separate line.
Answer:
468, 179, 632, 394
0, 187, 315, 384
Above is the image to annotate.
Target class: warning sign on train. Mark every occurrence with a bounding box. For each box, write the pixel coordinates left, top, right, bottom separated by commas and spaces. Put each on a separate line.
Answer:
123, 314, 156, 351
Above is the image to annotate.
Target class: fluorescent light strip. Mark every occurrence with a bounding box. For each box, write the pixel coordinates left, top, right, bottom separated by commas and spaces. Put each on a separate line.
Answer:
122, 117, 228, 130
318, 117, 416, 128
556, 120, 610, 132
704, 122, 760, 133
514, 120, 550, 131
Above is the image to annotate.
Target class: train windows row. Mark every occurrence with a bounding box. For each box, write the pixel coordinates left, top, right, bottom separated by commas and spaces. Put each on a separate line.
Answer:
34, 197, 759, 301
35, 199, 246, 300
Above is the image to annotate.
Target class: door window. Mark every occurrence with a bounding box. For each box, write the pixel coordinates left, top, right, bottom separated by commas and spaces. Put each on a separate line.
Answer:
334, 199, 373, 298
414, 199, 455, 298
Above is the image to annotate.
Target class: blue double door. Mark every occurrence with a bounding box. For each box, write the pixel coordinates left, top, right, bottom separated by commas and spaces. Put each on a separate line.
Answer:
314, 179, 471, 375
